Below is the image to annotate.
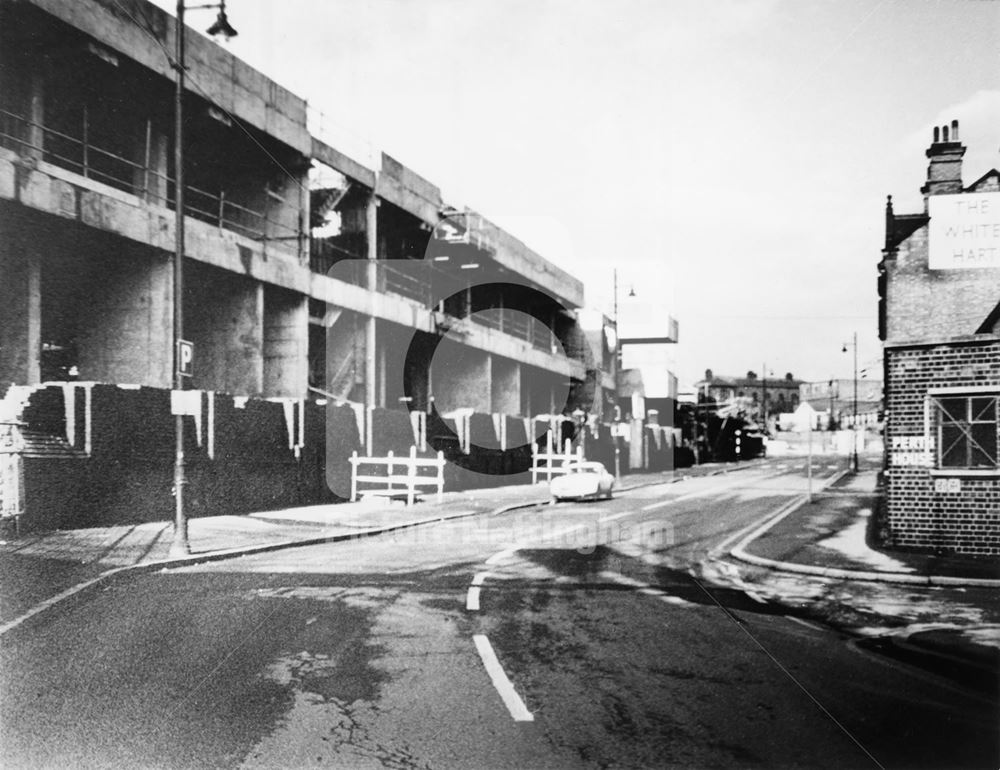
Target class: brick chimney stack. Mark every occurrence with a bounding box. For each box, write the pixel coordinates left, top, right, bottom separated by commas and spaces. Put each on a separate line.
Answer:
921, 119, 965, 204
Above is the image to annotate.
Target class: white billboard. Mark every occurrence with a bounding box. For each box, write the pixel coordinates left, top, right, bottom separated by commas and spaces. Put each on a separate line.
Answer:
928, 192, 1000, 269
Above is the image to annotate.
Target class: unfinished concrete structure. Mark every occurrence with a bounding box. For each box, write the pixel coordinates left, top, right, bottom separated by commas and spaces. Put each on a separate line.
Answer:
0, 0, 620, 528
0, 0, 585, 414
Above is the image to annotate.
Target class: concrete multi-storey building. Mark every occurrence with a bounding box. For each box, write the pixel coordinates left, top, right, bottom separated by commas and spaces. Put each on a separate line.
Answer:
0, 0, 660, 530
879, 119, 1000, 556
0, 0, 583, 412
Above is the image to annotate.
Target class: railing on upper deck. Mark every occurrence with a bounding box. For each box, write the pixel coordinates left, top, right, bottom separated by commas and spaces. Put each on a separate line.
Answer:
0, 108, 301, 247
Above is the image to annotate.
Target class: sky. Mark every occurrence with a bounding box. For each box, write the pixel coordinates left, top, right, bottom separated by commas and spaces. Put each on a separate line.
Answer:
157, 0, 1000, 389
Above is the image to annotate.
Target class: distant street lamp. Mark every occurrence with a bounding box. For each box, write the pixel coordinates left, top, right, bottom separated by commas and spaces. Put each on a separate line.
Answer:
842, 332, 859, 474
572, 407, 587, 459
169, 0, 237, 557
761, 362, 767, 429
611, 270, 635, 480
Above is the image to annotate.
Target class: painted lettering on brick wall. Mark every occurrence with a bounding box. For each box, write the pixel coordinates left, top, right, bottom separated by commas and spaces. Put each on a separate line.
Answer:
890, 435, 933, 467
928, 192, 1000, 269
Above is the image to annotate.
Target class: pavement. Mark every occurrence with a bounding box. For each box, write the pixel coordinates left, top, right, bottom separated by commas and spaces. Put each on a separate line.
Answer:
706, 457, 1000, 694
3, 452, 999, 693
0, 463, 754, 631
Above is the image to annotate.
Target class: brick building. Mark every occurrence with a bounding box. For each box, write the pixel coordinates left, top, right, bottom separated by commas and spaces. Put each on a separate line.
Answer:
879, 119, 1000, 556
694, 369, 801, 419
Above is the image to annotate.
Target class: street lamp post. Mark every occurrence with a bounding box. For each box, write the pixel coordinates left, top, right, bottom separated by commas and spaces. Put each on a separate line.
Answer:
612, 269, 621, 479
842, 332, 859, 473
169, 0, 237, 557
611, 270, 635, 481
761, 362, 767, 429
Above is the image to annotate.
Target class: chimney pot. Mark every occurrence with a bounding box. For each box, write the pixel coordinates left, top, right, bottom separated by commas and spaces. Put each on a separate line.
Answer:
942, 125, 950, 142
951, 119, 959, 140
933, 126, 940, 143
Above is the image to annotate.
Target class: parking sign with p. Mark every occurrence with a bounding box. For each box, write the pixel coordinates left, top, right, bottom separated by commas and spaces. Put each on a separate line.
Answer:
176, 339, 194, 378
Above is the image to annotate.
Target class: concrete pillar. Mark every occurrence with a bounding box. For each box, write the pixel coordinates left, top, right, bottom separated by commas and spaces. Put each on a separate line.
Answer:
630, 419, 645, 470
26, 72, 43, 160
263, 287, 308, 398
377, 335, 387, 408
365, 193, 377, 410
325, 310, 362, 401
186, 269, 264, 395
145, 127, 169, 206
491, 356, 520, 415
77, 249, 172, 387
431, 340, 490, 413
0, 233, 41, 386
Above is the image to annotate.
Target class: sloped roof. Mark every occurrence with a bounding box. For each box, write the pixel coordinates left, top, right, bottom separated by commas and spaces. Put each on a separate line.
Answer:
966, 168, 1000, 192
976, 298, 1000, 335
695, 374, 802, 389
886, 213, 928, 251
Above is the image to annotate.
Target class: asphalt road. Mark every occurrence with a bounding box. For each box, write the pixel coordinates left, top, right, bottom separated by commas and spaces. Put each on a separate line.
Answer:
2, 463, 997, 769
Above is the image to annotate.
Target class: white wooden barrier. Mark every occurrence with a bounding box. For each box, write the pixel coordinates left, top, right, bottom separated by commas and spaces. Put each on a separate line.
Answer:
349, 445, 445, 506
531, 436, 583, 484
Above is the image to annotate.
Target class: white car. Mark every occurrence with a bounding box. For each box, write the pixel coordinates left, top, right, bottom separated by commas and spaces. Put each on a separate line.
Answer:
550, 461, 615, 502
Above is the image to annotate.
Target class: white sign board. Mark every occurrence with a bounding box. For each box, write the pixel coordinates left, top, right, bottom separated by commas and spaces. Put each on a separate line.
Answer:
928, 192, 1000, 269
176, 339, 194, 377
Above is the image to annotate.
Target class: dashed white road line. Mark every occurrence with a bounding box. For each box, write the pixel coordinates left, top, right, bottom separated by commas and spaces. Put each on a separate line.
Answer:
466, 586, 481, 611
471, 571, 489, 586
598, 570, 693, 606
485, 548, 516, 565
473, 634, 535, 722
786, 615, 825, 632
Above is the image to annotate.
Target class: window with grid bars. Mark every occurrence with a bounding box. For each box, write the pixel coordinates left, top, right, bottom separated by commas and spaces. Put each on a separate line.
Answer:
934, 395, 999, 469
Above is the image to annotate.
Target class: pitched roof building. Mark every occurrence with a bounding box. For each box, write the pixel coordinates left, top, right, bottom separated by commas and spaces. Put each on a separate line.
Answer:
879, 119, 1000, 556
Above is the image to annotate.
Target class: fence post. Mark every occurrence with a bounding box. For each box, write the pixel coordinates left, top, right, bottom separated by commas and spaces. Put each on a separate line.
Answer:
407, 445, 417, 506
436, 451, 444, 501
386, 450, 395, 495
349, 450, 358, 501
0, 422, 26, 534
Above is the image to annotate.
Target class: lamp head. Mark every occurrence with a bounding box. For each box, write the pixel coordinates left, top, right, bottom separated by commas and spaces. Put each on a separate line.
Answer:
206, 6, 238, 39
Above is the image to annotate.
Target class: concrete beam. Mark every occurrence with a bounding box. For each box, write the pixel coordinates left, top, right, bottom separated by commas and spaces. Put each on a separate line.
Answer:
457, 210, 584, 309
311, 137, 376, 190
376, 172, 441, 226
0, 150, 308, 295
25, 0, 311, 155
